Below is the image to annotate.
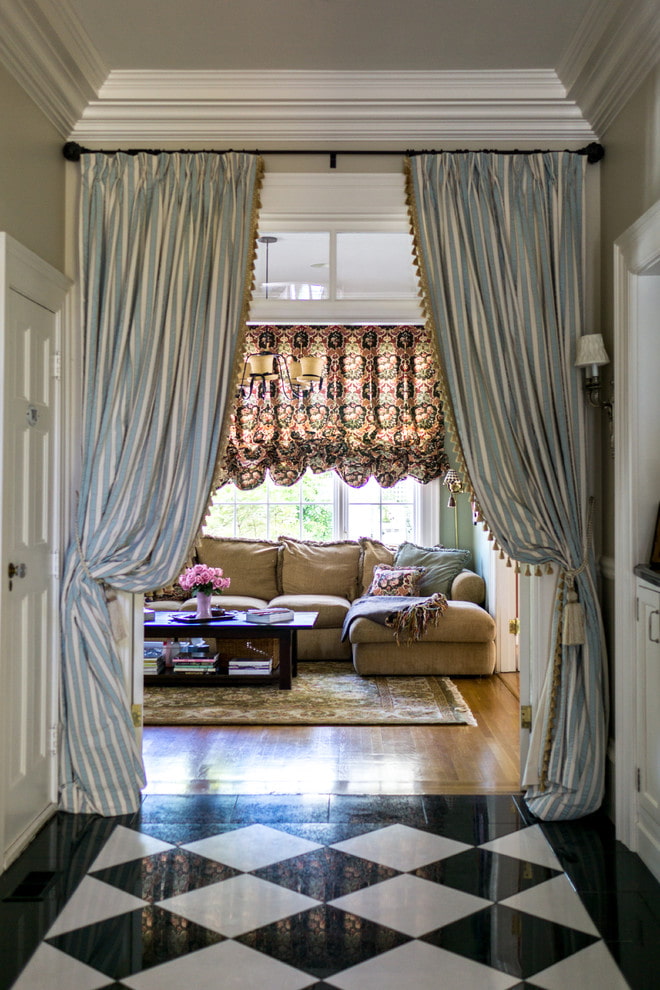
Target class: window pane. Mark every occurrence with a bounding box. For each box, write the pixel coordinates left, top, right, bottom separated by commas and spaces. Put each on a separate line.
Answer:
336, 233, 418, 299
253, 232, 330, 300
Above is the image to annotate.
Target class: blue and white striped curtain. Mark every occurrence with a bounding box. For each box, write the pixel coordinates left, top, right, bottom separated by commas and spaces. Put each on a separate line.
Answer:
407, 152, 608, 820
60, 152, 262, 815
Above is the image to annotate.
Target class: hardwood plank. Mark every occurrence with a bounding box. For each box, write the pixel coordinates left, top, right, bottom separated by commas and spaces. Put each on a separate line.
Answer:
142, 673, 521, 795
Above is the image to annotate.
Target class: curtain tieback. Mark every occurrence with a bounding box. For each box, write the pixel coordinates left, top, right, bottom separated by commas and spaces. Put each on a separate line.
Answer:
560, 497, 594, 646
75, 498, 127, 642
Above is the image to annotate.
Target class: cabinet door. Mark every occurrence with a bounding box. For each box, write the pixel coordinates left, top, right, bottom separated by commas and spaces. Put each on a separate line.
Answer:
637, 582, 660, 880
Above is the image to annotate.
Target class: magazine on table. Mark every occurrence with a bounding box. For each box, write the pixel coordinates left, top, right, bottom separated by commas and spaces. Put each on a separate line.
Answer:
245, 607, 294, 624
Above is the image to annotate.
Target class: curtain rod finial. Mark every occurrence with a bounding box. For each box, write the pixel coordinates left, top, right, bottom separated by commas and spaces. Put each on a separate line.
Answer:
63, 142, 83, 162
585, 142, 604, 164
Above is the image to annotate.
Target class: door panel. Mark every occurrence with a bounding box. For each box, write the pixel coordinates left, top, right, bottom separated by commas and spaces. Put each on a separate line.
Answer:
2, 289, 58, 862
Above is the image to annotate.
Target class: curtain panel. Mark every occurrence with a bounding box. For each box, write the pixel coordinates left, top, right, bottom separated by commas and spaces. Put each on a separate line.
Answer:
220, 323, 448, 489
406, 152, 608, 820
60, 151, 262, 815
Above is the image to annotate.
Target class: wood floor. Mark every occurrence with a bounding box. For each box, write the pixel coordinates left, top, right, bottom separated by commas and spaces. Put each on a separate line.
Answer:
142, 672, 521, 796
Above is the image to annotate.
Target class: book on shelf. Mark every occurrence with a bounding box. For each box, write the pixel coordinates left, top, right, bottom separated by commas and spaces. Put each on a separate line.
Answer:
224, 657, 273, 674
245, 607, 294, 624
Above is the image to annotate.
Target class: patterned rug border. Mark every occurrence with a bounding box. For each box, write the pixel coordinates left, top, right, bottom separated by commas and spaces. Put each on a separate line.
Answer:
143, 661, 477, 727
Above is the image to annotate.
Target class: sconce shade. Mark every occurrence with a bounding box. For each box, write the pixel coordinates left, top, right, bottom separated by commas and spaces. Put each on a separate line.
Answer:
575, 334, 610, 369
443, 469, 462, 490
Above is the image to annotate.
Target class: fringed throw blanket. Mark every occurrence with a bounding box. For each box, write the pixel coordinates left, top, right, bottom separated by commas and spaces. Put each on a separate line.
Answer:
341, 594, 449, 645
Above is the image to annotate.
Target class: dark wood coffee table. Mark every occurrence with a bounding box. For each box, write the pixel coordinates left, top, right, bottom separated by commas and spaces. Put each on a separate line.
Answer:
144, 610, 318, 689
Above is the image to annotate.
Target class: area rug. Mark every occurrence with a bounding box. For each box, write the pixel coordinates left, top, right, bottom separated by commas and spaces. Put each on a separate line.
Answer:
143, 661, 477, 726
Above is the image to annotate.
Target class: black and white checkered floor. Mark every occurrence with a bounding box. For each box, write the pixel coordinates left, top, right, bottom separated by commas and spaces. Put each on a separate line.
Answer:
2, 794, 658, 988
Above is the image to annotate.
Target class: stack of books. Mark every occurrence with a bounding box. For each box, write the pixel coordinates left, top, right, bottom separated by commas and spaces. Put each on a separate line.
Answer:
171, 656, 218, 674
144, 645, 165, 676
227, 657, 273, 675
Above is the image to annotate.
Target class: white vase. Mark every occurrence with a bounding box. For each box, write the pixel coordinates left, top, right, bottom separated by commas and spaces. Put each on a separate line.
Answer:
195, 591, 213, 620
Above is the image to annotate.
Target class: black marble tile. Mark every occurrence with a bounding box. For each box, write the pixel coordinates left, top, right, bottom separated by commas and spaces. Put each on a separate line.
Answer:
46, 904, 225, 981
413, 848, 561, 900
269, 821, 389, 844
328, 794, 426, 824
253, 845, 400, 899
237, 903, 410, 980
232, 793, 331, 823
90, 848, 240, 901
423, 903, 599, 980
138, 794, 237, 824
605, 932, 660, 990
421, 793, 526, 844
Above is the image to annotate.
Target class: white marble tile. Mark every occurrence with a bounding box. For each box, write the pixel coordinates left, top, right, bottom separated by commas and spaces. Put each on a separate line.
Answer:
121, 940, 316, 990
501, 873, 600, 936
46, 876, 148, 937
479, 824, 563, 871
158, 874, 320, 937
331, 823, 471, 871
182, 823, 322, 871
326, 939, 519, 990
329, 873, 490, 937
88, 824, 174, 872
11, 943, 111, 990
531, 940, 632, 989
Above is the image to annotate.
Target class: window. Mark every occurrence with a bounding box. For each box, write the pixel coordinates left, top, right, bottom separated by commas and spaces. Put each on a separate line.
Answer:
204, 471, 438, 545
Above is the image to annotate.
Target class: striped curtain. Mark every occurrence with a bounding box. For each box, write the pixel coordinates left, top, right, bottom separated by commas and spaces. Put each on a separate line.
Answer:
407, 152, 608, 820
60, 152, 262, 815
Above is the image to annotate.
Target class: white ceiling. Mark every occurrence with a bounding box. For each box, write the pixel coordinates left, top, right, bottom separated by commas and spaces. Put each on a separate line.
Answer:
0, 0, 658, 144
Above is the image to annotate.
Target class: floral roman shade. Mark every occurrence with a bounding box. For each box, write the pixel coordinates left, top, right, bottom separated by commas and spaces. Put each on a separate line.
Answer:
220, 324, 448, 489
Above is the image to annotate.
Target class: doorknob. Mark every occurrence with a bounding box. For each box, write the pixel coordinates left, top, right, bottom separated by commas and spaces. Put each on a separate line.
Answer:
8, 562, 26, 590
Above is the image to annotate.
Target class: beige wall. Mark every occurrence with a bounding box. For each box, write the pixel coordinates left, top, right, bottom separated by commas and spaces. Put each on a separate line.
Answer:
600, 63, 660, 560
0, 63, 66, 273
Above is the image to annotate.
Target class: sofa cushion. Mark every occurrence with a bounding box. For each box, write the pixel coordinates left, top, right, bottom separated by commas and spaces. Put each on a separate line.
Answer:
269, 594, 351, 629
196, 536, 280, 601
359, 538, 396, 594
394, 542, 472, 597
451, 569, 486, 605
278, 537, 361, 599
366, 564, 426, 597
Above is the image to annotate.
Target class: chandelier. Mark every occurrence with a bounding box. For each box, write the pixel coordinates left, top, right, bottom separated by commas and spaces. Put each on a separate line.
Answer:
237, 350, 325, 400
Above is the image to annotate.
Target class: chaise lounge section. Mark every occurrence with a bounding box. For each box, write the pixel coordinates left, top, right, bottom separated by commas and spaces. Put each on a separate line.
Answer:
147, 535, 496, 676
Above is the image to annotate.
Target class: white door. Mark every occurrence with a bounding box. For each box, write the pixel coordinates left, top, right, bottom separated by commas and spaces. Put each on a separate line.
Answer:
636, 581, 660, 881
0, 236, 66, 870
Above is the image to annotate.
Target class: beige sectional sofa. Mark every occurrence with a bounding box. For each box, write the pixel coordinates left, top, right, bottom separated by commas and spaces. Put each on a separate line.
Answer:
148, 536, 496, 676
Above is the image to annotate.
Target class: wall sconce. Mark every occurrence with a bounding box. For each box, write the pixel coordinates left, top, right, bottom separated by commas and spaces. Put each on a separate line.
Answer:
238, 350, 324, 400
575, 333, 614, 455
443, 469, 463, 546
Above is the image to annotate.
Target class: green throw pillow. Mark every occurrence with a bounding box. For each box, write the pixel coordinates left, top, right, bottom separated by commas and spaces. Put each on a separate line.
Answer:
394, 542, 471, 597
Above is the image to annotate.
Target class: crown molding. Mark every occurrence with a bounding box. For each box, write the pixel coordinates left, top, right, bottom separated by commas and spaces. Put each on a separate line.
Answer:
558, 0, 660, 137
69, 68, 595, 145
0, 0, 106, 137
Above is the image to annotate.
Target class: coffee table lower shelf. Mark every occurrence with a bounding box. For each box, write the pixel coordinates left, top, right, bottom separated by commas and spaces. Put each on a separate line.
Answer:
145, 671, 283, 688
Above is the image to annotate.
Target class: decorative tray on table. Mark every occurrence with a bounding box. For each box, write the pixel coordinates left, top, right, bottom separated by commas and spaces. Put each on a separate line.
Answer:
174, 610, 237, 623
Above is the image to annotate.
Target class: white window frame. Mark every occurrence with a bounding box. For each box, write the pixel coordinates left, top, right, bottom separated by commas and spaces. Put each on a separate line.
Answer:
205, 473, 440, 545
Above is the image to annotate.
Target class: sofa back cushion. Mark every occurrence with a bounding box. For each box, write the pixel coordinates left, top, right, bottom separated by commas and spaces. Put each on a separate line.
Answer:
359, 538, 396, 594
196, 536, 280, 600
279, 537, 361, 600
394, 542, 472, 598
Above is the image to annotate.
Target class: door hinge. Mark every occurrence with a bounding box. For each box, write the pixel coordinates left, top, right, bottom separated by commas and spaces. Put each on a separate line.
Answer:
509, 618, 520, 636
520, 705, 532, 730
131, 704, 143, 728
51, 351, 61, 380
637, 767, 641, 792
49, 724, 58, 756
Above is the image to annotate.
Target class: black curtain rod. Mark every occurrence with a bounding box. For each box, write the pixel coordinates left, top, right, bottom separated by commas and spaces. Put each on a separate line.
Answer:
62, 141, 605, 167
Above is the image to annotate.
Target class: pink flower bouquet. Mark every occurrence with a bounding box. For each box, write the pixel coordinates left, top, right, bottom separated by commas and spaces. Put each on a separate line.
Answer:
178, 564, 231, 597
